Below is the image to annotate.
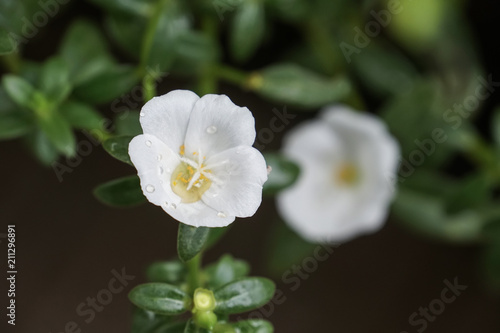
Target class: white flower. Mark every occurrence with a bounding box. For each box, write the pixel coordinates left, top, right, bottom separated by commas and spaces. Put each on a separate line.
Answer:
276, 105, 400, 243
128, 90, 267, 227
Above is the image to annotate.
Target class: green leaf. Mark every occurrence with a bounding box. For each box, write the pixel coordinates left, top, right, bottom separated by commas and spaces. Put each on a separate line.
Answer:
381, 78, 451, 167
19, 61, 42, 86
87, 0, 153, 16
175, 31, 219, 67
129, 283, 191, 316
0, 1, 26, 33
445, 174, 491, 215
351, 42, 418, 97
205, 255, 250, 290
39, 57, 71, 105
266, 222, 319, 277
0, 87, 33, 139
262, 152, 300, 196
60, 100, 104, 130
93, 175, 146, 207
105, 12, 144, 58
393, 188, 484, 244
230, 0, 265, 62
2, 75, 37, 109
146, 260, 186, 284
0, 110, 32, 139
177, 224, 210, 262
230, 319, 274, 333
73, 65, 139, 104
131, 307, 172, 333
59, 19, 114, 86
115, 110, 142, 136
213, 277, 275, 315
147, 0, 191, 72
266, 0, 311, 23
26, 130, 59, 166
205, 227, 230, 250
37, 111, 76, 157
103, 135, 134, 165
251, 64, 352, 108
155, 321, 188, 333
0, 29, 15, 54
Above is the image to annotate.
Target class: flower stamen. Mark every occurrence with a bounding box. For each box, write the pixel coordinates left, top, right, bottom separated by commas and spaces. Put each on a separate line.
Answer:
335, 162, 359, 186
171, 146, 213, 203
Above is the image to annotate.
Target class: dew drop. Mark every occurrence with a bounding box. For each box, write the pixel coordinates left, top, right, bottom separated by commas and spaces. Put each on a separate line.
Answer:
140, 112, 145, 117
171, 203, 177, 209
217, 211, 227, 218
159, 166, 164, 174
145, 140, 152, 147
146, 184, 155, 193
166, 168, 171, 173
157, 154, 163, 161
206, 125, 217, 134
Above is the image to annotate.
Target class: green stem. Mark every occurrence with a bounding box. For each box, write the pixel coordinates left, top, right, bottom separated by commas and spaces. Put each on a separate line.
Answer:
143, 74, 156, 103
138, 0, 167, 102
186, 253, 202, 294
457, 128, 500, 183
303, 19, 344, 76
214, 64, 249, 87
139, 0, 168, 74
197, 15, 218, 95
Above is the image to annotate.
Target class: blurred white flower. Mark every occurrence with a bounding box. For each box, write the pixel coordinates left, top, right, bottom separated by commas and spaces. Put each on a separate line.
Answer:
277, 105, 400, 243
128, 90, 267, 227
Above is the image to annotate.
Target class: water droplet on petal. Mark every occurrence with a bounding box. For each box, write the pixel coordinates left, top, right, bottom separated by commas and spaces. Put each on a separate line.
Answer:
206, 126, 217, 134
146, 184, 155, 193
145, 140, 152, 147
140, 112, 145, 117
166, 168, 171, 173
157, 154, 162, 161
159, 166, 164, 174
171, 203, 177, 209
217, 211, 226, 218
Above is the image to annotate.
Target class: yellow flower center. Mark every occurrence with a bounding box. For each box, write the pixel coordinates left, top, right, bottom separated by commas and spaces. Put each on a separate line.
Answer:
171, 145, 212, 203
335, 163, 359, 185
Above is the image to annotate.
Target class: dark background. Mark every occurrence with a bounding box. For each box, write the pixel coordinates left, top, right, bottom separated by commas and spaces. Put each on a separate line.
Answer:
1, 0, 500, 332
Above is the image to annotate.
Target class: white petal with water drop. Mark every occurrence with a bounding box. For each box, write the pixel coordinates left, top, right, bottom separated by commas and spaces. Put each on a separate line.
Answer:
206, 125, 217, 134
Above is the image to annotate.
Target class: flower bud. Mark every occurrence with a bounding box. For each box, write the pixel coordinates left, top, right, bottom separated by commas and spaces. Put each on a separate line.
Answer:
193, 288, 216, 312
194, 310, 217, 331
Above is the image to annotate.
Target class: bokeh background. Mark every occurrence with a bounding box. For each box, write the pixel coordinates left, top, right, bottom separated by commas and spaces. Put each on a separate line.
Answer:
1, 0, 500, 332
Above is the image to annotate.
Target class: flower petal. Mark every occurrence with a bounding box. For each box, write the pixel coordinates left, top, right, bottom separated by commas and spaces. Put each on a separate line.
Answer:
128, 134, 182, 207
201, 146, 267, 218
184, 94, 256, 158
282, 120, 345, 168
140, 90, 199, 151
277, 105, 400, 243
164, 201, 236, 228
277, 172, 386, 243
